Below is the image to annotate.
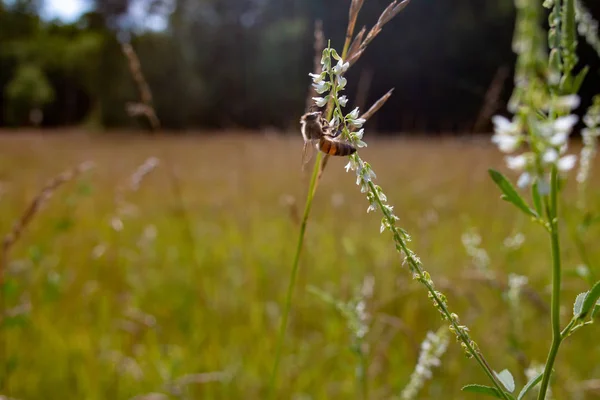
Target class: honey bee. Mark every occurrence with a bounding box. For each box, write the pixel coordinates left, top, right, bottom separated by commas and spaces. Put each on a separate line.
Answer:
300, 111, 356, 168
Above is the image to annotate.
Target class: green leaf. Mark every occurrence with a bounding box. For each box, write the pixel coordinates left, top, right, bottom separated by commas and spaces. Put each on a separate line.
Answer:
578, 280, 600, 319
573, 291, 587, 317
572, 66, 589, 93
462, 384, 505, 399
531, 179, 543, 217
495, 369, 515, 393
580, 212, 600, 231
517, 371, 543, 400
488, 169, 538, 218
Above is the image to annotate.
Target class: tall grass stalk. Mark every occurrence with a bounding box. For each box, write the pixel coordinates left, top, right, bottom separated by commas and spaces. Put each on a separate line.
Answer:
269, 1, 409, 396
121, 42, 197, 262
0, 161, 93, 393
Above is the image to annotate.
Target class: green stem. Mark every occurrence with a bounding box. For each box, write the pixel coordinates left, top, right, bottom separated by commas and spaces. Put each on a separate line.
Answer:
268, 151, 323, 398
359, 342, 368, 400
538, 167, 563, 400
367, 181, 511, 400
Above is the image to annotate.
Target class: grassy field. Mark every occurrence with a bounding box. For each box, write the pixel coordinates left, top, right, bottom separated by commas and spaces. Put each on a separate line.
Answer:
0, 131, 599, 399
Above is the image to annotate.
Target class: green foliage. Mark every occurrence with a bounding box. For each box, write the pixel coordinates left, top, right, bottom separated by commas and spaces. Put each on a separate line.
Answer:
1, 136, 600, 398
489, 169, 538, 219
517, 372, 543, 400
462, 384, 512, 399
4, 63, 54, 125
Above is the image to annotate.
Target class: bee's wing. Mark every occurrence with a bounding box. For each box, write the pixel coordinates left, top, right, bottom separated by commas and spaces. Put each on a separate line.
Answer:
301, 140, 317, 172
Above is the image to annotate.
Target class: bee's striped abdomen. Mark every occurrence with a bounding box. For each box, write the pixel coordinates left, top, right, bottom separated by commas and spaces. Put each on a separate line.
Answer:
319, 137, 357, 156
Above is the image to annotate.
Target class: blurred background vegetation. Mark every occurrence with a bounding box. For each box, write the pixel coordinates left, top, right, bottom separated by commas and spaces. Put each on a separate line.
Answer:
1, 0, 598, 133
3, 1, 600, 399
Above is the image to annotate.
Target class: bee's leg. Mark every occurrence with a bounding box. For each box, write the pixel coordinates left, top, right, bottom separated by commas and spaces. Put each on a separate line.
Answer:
328, 128, 342, 138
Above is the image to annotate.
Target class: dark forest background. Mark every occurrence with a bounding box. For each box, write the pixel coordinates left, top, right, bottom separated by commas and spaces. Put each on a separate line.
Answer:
1, 0, 600, 133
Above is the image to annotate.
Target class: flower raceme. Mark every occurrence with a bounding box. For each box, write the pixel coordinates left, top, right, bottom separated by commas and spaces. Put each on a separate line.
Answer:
491, 95, 580, 192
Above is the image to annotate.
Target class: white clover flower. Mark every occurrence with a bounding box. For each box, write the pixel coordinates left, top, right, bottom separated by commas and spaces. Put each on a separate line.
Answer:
517, 172, 533, 188
338, 95, 348, 107
337, 75, 347, 89
492, 115, 520, 136
348, 107, 360, 120
309, 72, 325, 83
557, 154, 577, 171
312, 96, 329, 107
505, 154, 528, 170
584, 114, 600, 127
549, 131, 568, 147
552, 94, 580, 110
332, 59, 349, 75
313, 80, 329, 94
400, 329, 449, 400
329, 115, 339, 130
492, 133, 521, 153
553, 115, 578, 133
351, 117, 366, 128
542, 148, 559, 164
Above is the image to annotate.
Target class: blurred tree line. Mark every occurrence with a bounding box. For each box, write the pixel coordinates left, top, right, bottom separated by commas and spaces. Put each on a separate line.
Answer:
1, 0, 599, 132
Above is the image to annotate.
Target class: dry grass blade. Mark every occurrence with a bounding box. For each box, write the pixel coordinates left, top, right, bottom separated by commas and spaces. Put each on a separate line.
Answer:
0, 161, 94, 284
360, 88, 395, 122
348, 0, 411, 66
472, 66, 509, 132
380, 0, 411, 25
306, 20, 325, 112
347, 26, 366, 62
122, 42, 161, 131
120, 42, 197, 256
345, 0, 366, 52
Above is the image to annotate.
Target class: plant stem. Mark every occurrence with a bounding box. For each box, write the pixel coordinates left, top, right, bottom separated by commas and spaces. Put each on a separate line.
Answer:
268, 151, 323, 398
538, 167, 563, 400
367, 181, 511, 400
358, 343, 368, 400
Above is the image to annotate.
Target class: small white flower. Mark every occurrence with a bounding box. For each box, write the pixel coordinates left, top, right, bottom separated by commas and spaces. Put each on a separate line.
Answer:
355, 129, 364, 140
348, 107, 360, 120
338, 95, 348, 107
492, 115, 520, 135
542, 148, 559, 164
309, 72, 325, 83
332, 59, 349, 75
557, 154, 577, 171
554, 94, 580, 110
329, 115, 339, 129
337, 75, 347, 89
352, 118, 366, 128
345, 161, 353, 172
492, 134, 520, 153
312, 96, 329, 107
549, 131, 568, 147
313, 80, 329, 94
505, 154, 527, 170
517, 172, 532, 188
554, 115, 578, 133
